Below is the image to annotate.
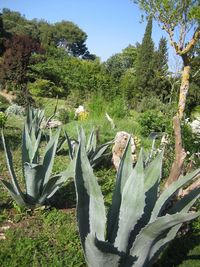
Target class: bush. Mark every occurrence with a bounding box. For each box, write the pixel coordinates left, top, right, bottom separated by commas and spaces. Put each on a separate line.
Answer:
6, 104, 25, 117
0, 111, 7, 128
28, 79, 64, 98
57, 108, 70, 124
138, 110, 170, 136
108, 97, 128, 118
0, 95, 10, 111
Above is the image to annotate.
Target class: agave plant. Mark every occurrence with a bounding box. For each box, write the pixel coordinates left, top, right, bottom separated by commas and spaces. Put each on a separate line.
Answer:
74, 130, 200, 267
1, 125, 72, 208
66, 127, 112, 168
26, 106, 44, 139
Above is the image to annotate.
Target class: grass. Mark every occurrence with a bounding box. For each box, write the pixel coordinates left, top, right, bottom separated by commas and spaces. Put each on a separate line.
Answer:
0, 97, 199, 266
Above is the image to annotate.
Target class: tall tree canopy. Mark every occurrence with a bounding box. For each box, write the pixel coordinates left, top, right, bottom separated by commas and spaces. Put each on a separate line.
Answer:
1, 8, 93, 58
133, 0, 200, 119
134, 16, 155, 96
0, 34, 43, 89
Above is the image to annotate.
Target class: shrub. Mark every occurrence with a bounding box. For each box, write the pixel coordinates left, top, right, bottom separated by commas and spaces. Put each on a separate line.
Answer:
28, 79, 64, 97
5, 104, 25, 117
57, 108, 70, 124
0, 111, 7, 128
0, 95, 10, 111
138, 110, 171, 136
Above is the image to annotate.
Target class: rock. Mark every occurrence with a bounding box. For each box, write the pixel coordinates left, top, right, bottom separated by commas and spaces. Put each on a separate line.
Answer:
75, 105, 85, 117
190, 118, 200, 137
112, 131, 136, 170
41, 119, 62, 129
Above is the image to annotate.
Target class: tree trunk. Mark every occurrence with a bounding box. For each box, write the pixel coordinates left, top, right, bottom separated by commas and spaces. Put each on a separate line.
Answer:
178, 54, 191, 120
164, 116, 186, 188
164, 55, 190, 188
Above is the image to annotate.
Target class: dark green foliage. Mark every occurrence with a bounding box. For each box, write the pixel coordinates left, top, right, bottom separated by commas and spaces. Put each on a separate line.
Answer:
1, 8, 92, 58
57, 108, 70, 124
151, 37, 171, 101
135, 17, 155, 97
138, 110, 171, 136
0, 95, 9, 111
105, 45, 137, 81
186, 41, 200, 114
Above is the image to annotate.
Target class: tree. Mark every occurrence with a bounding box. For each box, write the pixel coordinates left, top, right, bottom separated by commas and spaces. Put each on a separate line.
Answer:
0, 34, 43, 90
133, 0, 200, 189
186, 40, 200, 113
105, 45, 137, 81
133, 0, 200, 119
151, 37, 170, 101
134, 16, 155, 97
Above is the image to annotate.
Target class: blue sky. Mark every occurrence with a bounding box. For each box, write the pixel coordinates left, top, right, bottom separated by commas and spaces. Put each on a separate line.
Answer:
0, 0, 177, 66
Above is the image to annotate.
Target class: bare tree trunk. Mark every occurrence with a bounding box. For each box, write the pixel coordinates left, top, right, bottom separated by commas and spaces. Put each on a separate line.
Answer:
164, 116, 186, 188
178, 54, 191, 120
165, 54, 191, 187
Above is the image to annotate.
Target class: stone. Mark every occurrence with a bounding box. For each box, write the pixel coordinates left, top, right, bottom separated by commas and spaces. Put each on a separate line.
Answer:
112, 131, 136, 170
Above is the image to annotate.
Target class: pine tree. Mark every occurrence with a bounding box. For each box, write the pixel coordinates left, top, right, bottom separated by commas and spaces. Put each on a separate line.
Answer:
134, 17, 155, 97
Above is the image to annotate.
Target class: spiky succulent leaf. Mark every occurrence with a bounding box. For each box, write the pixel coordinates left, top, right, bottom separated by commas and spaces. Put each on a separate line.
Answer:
42, 128, 61, 187
1, 180, 26, 207
147, 187, 200, 266
24, 163, 43, 201
107, 137, 133, 243
114, 150, 145, 253
64, 130, 74, 160
22, 124, 41, 165
1, 131, 23, 196
90, 141, 112, 167
130, 212, 200, 267
86, 128, 97, 157
126, 151, 164, 251
75, 129, 106, 250
150, 168, 200, 221
39, 175, 64, 204
85, 233, 120, 267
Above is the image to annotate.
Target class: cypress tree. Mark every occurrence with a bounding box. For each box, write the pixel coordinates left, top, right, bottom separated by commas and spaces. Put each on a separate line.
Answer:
134, 17, 154, 97
151, 37, 170, 101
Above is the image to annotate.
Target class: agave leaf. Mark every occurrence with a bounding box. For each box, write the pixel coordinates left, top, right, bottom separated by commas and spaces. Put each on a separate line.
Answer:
1, 180, 26, 207
22, 124, 34, 164
142, 151, 163, 223
85, 233, 120, 267
75, 130, 106, 250
64, 130, 74, 160
130, 212, 200, 267
90, 141, 112, 167
39, 175, 64, 204
147, 187, 200, 266
86, 128, 97, 156
42, 128, 61, 186
107, 137, 133, 243
59, 158, 75, 183
1, 131, 23, 196
114, 150, 145, 253
31, 130, 41, 163
144, 151, 163, 191
126, 152, 164, 251
150, 168, 200, 221
24, 163, 43, 200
